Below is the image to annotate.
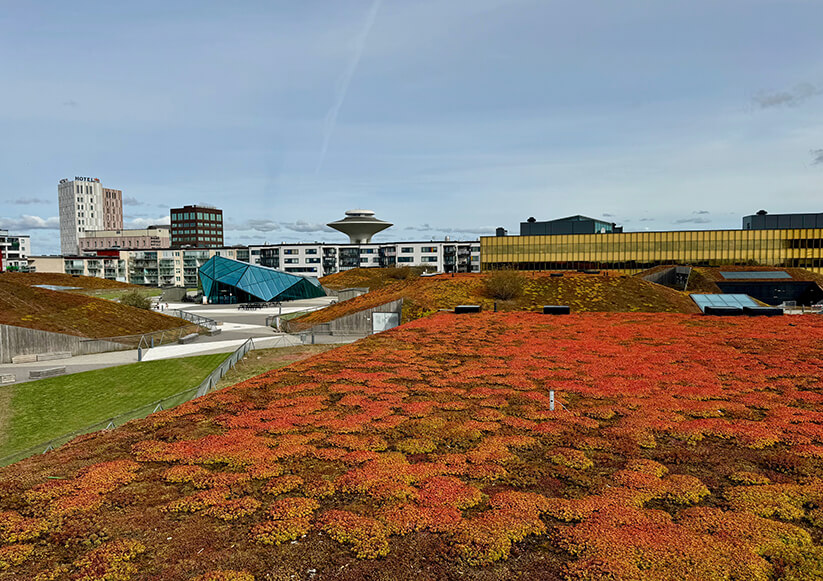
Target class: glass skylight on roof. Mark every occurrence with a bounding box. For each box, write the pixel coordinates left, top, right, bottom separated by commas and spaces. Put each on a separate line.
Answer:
690, 294, 759, 312
719, 271, 791, 280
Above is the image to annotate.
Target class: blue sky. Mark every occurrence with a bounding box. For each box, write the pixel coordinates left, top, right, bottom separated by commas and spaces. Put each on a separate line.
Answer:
2, 0, 822, 254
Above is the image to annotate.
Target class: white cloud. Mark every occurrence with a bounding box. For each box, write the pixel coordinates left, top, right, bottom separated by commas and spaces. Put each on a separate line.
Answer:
0, 215, 60, 230
125, 216, 170, 228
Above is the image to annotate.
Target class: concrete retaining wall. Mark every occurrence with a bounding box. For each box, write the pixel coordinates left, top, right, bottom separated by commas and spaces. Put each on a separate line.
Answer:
297, 299, 404, 337
335, 288, 369, 302
642, 266, 691, 290
0, 324, 131, 364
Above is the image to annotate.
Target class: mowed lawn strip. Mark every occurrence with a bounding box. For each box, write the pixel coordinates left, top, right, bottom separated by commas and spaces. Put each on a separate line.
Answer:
1, 353, 228, 457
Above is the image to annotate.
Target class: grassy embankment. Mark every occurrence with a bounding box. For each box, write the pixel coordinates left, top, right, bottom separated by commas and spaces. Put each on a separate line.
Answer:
0, 353, 228, 458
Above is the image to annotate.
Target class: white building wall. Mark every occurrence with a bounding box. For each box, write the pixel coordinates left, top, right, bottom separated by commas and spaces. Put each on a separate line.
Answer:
248, 241, 481, 277
58, 177, 105, 255
0, 231, 31, 270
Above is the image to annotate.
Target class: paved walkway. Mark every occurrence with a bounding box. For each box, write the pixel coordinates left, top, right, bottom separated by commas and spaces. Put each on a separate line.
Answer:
0, 296, 349, 385
0, 350, 140, 385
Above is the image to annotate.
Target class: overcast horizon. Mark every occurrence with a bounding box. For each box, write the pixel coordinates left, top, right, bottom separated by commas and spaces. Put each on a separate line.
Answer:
2, 0, 822, 255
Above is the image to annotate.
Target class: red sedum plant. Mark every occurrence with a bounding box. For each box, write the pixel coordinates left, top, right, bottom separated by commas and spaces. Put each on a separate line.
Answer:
0, 312, 821, 579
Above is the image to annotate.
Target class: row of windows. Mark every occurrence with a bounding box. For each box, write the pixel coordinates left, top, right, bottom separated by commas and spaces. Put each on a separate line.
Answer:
172, 212, 222, 222
484, 258, 823, 271
172, 222, 222, 230
173, 236, 223, 243
172, 229, 221, 235
282, 257, 327, 264
284, 267, 317, 273
481, 231, 823, 274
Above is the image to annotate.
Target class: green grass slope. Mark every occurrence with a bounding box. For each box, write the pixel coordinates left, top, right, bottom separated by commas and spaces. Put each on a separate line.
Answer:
0, 353, 229, 459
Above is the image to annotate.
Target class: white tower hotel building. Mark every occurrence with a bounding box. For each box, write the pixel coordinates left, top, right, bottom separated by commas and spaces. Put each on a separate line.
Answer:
58, 176, 123, 254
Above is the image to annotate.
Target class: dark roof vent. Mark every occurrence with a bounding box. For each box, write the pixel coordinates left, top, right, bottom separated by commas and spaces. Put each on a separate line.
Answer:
527, 217, 536, 223
756, 209, 768, 215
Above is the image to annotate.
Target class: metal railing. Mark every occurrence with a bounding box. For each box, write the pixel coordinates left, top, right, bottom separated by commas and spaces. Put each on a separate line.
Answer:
0, 338, 255, 467
84, 324, 203, 349
166, 309, 217, 329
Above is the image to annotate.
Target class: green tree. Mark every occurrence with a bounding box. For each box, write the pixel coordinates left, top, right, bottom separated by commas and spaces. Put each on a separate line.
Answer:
119, 290, 152, 310
484, 269, 525, 301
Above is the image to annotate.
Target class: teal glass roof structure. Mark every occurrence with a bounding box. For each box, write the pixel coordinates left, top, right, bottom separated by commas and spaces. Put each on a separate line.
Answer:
690, 294, 759, 312
199, 256, 326, 303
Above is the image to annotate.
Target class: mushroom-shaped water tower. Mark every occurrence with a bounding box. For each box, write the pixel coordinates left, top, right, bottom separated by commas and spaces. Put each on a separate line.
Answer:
327, 210, 393, 244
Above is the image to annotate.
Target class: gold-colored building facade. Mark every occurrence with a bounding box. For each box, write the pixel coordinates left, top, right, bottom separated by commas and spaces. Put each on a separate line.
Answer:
480, 229, 823, 275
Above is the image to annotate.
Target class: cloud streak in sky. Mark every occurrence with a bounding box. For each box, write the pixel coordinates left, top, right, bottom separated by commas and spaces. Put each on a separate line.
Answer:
316, 0, 382, 174
675, 216, 711, 224
226, 219, 334, 233
0, 215, 60, 230
754, 82, 821, 108
7, 197, 50, 205
125, 216, 171, 228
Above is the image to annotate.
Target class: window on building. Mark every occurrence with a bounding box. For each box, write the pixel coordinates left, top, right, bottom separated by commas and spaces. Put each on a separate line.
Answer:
360, 257, 369, 263
421, 256, 438, 262
305, 248, 318, 254
306, 258, 320, 263
421, 247, 437, 253
283, 249, 298, 255
401, 247, 414, 253
284, 258, 299, 264
398, 257, 414, 263
361, 249, 375, 254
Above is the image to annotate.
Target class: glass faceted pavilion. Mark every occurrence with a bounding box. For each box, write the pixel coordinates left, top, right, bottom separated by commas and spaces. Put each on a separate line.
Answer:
199, 256, 326, 304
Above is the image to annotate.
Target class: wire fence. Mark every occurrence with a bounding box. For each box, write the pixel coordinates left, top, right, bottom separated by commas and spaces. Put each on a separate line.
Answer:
0, 338, 255, 467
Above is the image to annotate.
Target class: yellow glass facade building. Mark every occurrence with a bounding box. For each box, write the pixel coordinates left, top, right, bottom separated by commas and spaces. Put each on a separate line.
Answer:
480, 228, 823, 275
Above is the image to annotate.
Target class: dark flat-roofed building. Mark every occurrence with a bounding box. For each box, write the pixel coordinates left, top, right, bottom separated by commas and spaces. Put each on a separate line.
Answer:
743, 211, 823, 230
483, 211, 823, 275
519, 215, 623, 236
170, 205, 223, 248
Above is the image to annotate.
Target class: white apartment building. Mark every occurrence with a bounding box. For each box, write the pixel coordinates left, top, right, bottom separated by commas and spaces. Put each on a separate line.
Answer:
248, 240, 481, 277
58, 176, 124, 254
27, 241, 480, 287
29, 247, 250, 288
0, 230, 31, 271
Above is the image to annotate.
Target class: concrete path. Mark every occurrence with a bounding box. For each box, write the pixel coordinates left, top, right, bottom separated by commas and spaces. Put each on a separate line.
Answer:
0, 349, 140, 385
0, 296, 347, 384
141, 334, 303, 361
